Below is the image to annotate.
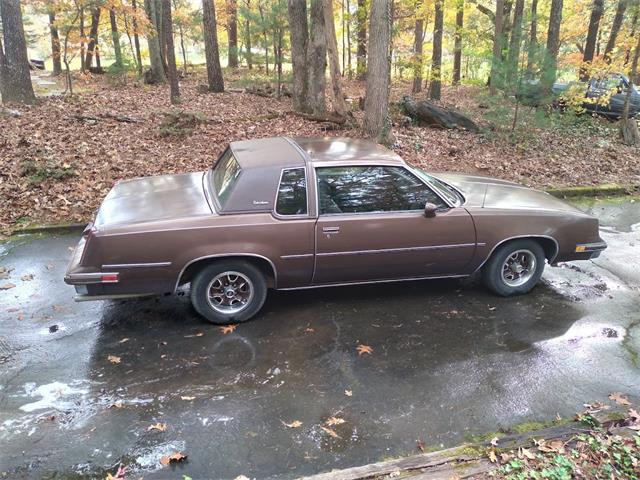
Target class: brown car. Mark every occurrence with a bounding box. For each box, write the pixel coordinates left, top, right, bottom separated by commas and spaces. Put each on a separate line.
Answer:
65, 137, 606, 324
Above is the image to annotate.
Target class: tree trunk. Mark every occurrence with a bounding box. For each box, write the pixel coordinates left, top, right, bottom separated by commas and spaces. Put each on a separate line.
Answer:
308, 0, 327, 115
202, 0, 224, 92
110, 8, 124, 68
363, 0, 392, 143
540, 0, 562, 97
581, 0, 604, 80
525, 0, 537, 76
324, 0, 348, 116
489, 0, 504, 94
0, 0, 36, 104
604, 0, 626, 62
619, 30, 640, 145
356, 0, 367, 79
161, 0, 180, 103
132, 0, 143, 75
156, 0, 166, 69
429, 0, 444, 100
505, 0, 524, 86
258, 3, 269, 74
288, 0, 310, 112
178, 23, 188, 73
625, 13, 638, 65
245, 11, 253, 69
48, 11, 62, 76
79, 6, 86, 72
412, 18, 424, 93
452, 0, 463, 86
143, 0, 166, 83
346, 0, 352, 78
84, 7, 101, 71
227, 0, 239, 68
402, 96, 479, 131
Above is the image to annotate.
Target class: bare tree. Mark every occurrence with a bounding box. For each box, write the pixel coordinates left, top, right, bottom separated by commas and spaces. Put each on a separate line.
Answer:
525, 0, 537, 76
619, 31, 640, 144
411, 15, 424, 93
144, 0, 166, 83
356, 0, 367, 79
227, 0, 239, 68
429, 0, 444, 100
452, 0, 464, 85
363, 0, 392, 143
161, 0, 180, 103
604, 0, 627, 62
489, 0, 505, 94
581, 0, 604, 80
287, 0, 310, 112
48, 10, 62, 76
324, 0, 348, 116
0, 0, 36, 104
308, 0, 327, 114
202, 0, 224, 92
540, 0, 563, 96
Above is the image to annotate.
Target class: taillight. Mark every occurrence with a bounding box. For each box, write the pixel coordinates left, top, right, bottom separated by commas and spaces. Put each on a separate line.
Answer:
101, 274, 119, 283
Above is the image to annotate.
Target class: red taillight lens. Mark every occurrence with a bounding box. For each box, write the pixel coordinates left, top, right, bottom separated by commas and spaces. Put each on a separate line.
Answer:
101, 274, 119, 283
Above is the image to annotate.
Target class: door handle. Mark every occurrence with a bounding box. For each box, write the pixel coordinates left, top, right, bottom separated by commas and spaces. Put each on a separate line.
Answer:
322, 226, 340, 233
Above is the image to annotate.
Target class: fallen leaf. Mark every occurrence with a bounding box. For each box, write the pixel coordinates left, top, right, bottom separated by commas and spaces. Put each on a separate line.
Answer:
196, 332, 204, 337
147, 422, 167, 432
320, 426, 341, 438
180, 395, 196, 401
488, 449, 497, 463
356, 344, 373, 356
107, 355, 121, 364
416, 439, 425, 452
160, 452, 187, 466
220, 324, 238, 334
282, 420, 302, 428
0, 283, 16, 290
118, 337, 130, 344
537, 439, 565, 453
344, 389, 353, 397
46, 263, 55, 271
325, 416, 345, 426
304, 327, 315, 333
234, 476, 250, 480
21, 274, 34, 281
519, 447, 536, 460
500, 452, 513, 463
609, 392, 631, 406
108, 400, 124, 409
490, 436, 500, 447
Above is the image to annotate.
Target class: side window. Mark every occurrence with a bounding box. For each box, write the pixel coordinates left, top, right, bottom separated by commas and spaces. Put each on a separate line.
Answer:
276, 168, 308, 215
316, 166, 446, 215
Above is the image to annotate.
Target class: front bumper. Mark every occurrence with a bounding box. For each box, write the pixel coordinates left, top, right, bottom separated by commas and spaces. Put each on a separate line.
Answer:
575, 241, 608, 259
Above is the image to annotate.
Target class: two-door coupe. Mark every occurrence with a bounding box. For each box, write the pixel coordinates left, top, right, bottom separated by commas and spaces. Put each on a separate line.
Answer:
65, 137, 607, 324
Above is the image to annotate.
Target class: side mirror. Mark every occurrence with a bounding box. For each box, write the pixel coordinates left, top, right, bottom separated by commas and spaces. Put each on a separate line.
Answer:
424, 203, 438, 218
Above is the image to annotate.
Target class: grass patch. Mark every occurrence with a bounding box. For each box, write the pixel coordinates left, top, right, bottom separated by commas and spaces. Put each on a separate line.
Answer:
18, 159, 76, 184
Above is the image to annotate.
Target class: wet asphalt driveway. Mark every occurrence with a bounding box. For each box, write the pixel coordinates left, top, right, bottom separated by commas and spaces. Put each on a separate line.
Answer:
1, 199, 639, 479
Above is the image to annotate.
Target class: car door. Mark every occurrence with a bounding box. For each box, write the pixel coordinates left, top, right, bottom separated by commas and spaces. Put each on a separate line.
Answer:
312, 165, 477, 285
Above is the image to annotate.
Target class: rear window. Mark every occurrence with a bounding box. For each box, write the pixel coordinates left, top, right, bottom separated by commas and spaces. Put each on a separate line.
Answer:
212, 149, 241, 207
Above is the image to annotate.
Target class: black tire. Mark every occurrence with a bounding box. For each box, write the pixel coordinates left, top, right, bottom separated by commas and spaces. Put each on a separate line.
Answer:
482, 239, 546, 297
190, 260, 268, 324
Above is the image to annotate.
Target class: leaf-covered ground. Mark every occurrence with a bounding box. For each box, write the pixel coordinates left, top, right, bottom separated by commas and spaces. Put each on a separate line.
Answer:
1, 70, 639, 233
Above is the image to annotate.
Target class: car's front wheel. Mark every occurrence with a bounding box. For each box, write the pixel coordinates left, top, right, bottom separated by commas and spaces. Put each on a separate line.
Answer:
190, 260, 267, 324
482, 239, 546, 296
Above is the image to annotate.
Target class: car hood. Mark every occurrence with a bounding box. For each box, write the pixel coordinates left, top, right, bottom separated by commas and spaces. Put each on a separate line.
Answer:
433, 173, 584, 213
94, 172, 212, 227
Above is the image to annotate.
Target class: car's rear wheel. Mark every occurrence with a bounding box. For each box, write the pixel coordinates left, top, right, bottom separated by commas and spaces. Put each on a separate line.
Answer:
482, 239, 546, 296
190, 260, 267, 324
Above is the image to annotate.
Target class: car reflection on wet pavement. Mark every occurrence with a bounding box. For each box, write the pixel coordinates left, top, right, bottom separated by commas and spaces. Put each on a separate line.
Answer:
1, 199, 639, 479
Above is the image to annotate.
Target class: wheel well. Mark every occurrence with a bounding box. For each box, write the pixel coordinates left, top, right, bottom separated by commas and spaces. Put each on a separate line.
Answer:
177, 256, 276, 289
497, 236, 559, 263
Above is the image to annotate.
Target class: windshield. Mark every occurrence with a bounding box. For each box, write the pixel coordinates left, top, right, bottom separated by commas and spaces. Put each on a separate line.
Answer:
211, 149, 241, 207
412, 168, 464, 206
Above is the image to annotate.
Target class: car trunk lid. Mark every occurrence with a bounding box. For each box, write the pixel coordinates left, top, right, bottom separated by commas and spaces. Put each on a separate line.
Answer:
94, 172, 212, 227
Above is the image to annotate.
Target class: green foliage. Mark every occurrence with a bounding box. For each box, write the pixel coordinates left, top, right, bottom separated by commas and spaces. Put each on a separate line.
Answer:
19, 159, 76, 184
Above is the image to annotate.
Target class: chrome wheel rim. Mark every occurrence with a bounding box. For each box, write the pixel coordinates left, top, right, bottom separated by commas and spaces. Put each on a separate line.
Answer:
206, 271, 254, 314
501, 249, 537, 287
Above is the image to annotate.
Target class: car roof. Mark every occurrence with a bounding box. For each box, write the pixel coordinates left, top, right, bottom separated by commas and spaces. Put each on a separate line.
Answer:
229, 137, 304, 169
292, 137, 405, 166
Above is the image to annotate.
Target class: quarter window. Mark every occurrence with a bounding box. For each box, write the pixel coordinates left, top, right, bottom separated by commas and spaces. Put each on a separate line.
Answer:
316, 166, 446, 215
212, 149, 242, 207
276, 168, 308, 215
